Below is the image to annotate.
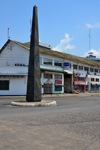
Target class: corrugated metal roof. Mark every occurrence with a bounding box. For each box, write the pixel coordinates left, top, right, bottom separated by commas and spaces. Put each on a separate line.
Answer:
1, 39, 100, 68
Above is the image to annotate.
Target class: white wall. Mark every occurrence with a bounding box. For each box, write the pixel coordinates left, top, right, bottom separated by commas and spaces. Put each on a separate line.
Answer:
0, 66, 28, 74
0, 76, 27, 95
0, 41, 29, 66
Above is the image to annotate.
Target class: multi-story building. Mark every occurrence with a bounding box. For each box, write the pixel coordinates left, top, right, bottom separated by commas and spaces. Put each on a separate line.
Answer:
0, 39, 100, 95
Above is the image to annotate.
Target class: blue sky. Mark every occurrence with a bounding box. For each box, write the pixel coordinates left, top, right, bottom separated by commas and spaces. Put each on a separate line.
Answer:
0, 0, 100, 57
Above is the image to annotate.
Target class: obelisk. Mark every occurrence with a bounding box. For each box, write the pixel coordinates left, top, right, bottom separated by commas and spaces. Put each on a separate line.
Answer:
26, 5, 41, 102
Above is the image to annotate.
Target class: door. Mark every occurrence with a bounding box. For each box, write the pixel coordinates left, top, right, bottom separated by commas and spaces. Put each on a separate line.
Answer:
44, 84, 52, 94
80, 85, 84, 93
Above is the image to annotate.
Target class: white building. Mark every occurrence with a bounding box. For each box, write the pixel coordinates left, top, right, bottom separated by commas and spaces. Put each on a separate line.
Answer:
0, 39, 100, 95
86, 52, 100, 62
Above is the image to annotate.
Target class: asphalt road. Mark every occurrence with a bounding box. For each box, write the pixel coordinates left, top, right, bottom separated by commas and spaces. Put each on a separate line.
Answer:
0, 96, 100, 150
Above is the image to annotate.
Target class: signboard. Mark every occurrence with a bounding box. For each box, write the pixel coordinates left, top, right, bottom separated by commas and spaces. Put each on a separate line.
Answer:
74, 78, 78, 81
63, 62, 69, 66
74, 73, 86, 77
74, 73, 80, 77
55, 80, 62, 84
74, 81, 86, 85
80, 74, 86, 78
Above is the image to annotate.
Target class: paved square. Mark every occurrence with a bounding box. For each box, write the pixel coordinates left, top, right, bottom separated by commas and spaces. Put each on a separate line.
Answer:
0, 96, 100, 150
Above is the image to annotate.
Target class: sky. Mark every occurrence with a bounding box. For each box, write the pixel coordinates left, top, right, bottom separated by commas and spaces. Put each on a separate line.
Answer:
0, 0, 100, 58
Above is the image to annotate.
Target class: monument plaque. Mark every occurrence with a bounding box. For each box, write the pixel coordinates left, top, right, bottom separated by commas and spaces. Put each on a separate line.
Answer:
26, 5, 41, 102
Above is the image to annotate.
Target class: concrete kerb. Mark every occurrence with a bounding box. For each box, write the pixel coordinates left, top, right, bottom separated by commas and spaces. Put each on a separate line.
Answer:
11, 100, 57, 107
1, 93, 100, 99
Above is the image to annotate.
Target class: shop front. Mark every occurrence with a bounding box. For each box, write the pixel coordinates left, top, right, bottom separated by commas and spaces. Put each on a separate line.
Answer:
91, 83, 100, 93
74, 81, 86, 93
86, 75, 100, 93
41, 72, 64, 94
73, 72, 87, 93
63, 62, 73, 93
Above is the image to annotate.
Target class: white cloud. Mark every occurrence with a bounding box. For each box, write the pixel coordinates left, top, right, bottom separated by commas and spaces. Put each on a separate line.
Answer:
86, 23, 100, 28
64, 44, 75, 50
53, 33, 75, 52
83, 49, 100, 58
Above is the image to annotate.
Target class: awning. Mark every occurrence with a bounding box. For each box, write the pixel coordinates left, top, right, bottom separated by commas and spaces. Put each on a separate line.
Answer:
91, 83, 100, 86
64, 70, 73, 74
40, 68, 64, 73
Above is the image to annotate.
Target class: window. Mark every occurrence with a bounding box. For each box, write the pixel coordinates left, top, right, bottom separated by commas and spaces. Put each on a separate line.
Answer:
15, 63, 25, 66
44, 58, 52, 65
73, 64, 77, 69
40, 57, 42, 64
90, 68, 93, 72
69, 63, 71, 68
0, 81, 9, 90
95, 69, 98, 73
80, 78, 84, 81
54, 60, 62, 67
55, 85, 62, 91
96, 78, 99, 82
79, 66, 83, 70
44, 74, 52, 79
99, 69, 100, 73
91, 78, 94, 81
84, 67, 89, 71
55, 74, 62, 79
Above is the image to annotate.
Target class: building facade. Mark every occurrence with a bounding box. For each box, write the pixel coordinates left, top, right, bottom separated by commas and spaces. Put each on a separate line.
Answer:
0, 40, 100, 95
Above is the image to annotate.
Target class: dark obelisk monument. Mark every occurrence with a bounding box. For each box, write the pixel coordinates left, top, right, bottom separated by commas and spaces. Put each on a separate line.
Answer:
26, 5, 41, 102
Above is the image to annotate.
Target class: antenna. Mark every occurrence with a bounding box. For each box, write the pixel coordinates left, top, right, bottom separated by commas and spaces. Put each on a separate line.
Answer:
7, 28, 10, 40
30, 19, 31, 42
89, 28, 91, 51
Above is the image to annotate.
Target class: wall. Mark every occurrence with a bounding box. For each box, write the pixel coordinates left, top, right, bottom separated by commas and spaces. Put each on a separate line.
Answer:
0, 76, 27, 95
0, 66, 28, 74
0, 41, 29, 66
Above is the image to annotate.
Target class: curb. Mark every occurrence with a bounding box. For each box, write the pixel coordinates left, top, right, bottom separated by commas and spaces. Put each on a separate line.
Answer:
11, 100, 57, 107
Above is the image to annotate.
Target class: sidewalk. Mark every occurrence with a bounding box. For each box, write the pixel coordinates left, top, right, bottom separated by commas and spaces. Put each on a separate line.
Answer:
42, 92, 100, 98
0, 92, 100, 99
